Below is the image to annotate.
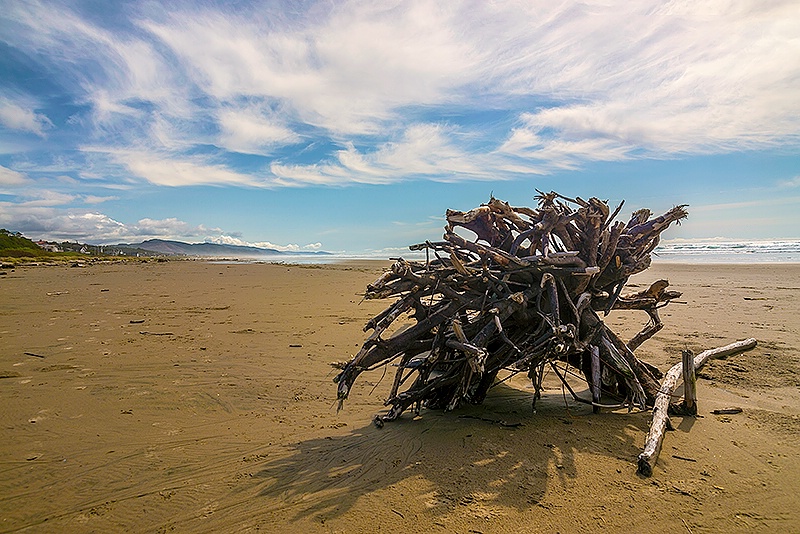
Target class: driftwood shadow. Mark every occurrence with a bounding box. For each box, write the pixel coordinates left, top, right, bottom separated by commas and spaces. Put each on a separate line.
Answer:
252, 383, 650, 522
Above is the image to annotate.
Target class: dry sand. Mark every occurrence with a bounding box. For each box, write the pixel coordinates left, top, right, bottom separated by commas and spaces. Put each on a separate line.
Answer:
1, 260, 798, 533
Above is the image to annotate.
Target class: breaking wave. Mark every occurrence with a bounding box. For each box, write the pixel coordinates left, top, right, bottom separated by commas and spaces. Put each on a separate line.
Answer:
654, 240, 800, 263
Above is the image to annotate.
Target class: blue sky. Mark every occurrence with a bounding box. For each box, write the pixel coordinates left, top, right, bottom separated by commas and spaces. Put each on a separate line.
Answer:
0, 1, 798, 255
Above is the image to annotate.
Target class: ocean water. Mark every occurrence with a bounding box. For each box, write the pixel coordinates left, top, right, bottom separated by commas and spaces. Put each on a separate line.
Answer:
653, 240, 800, 263
209, 241, 800, 265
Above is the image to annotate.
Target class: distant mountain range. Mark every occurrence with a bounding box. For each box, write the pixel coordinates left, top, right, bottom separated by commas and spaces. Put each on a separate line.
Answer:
117, 239, 331, 258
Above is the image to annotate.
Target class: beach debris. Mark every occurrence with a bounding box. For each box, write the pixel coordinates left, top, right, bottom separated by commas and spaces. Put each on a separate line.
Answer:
637, 338, 756, 476
335, 192, 687, 418
457, 414, 523, 428
710, 407, 744, 415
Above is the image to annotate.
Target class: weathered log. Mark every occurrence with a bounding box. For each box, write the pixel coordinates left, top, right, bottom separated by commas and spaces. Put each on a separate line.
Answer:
590, 345, 602, 413
681, 349, 697, 415
636, 338, 758, 476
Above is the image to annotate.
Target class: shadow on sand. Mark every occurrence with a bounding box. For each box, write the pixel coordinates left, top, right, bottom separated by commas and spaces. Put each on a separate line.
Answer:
251, 383, 651, 522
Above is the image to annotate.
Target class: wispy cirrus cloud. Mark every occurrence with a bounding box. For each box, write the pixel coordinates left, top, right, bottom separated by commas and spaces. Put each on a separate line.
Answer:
0, 187, 117, 208
0, 97, 53, 137
0, 164, 30, 186
2, 0, 798, 188
84, 147, 268, 187
217, 107, 302, 155
142, 2, 479, 135
271, 123, 499, 185
779, 176, 800, 189
690, 195, 800, 213
83, 195, 119, 204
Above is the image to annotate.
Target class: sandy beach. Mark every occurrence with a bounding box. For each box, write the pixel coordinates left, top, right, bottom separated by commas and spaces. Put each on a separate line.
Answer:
1, 260, 798, 533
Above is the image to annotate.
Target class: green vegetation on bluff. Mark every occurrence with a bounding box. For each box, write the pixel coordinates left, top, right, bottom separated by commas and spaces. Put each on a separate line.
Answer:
0, 229, 50, 258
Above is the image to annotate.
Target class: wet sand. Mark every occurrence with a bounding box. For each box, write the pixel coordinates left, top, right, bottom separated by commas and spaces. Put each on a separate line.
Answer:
1, 260, 798, 533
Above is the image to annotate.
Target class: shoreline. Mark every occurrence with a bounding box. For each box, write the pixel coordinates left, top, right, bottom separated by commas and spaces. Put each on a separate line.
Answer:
5, 251, 800, 268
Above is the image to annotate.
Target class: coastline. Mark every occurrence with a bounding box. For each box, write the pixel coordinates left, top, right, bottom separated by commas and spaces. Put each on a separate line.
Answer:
1, 260, 797, 532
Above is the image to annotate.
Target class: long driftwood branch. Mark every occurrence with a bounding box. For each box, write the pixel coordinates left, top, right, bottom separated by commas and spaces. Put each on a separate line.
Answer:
636, 338, 758, 476
334, 192, 689, 426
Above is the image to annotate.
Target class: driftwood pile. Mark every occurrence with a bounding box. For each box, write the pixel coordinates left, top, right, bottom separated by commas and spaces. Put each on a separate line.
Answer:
334, 192, 689, 424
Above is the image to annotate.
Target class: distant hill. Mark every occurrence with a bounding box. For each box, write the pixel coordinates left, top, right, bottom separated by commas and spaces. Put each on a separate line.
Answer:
0, 231, 332, 260
120, 239, 331, 258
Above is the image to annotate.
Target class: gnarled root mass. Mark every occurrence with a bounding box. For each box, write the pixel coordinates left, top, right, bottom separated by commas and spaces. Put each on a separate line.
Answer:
334, 192, 688, 425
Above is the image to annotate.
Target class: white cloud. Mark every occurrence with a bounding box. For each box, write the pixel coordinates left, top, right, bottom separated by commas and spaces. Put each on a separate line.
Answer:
0, 205, 126, 241
208, 234, 323, 252
492, 0, 800, 158
271, 123, 502, 185
11, 190, 77, 207
0, 204, 227, 244
0, 186, 116, 207
779, 176, 800, 189
0, 97, 52, 137
83, 195, 119, 204
142, 3, 478, 135
369, 124, 487, 179
217, 107, 301, 155
134, 217, 218, 238
498, 122, 634, 170
0, 165, 29, 186
100, 148, 270, 187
